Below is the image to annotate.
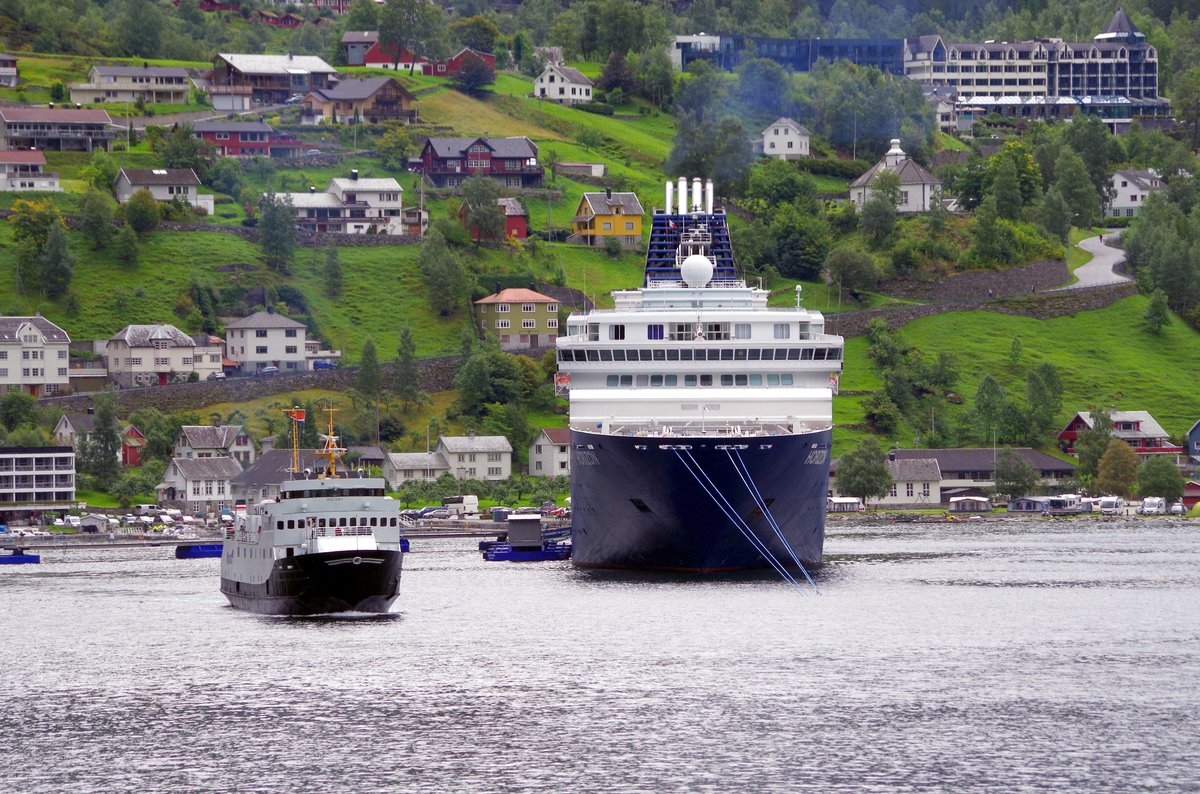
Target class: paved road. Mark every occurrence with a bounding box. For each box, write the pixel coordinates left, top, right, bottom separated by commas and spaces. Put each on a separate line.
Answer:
1067, 231, 1130, 288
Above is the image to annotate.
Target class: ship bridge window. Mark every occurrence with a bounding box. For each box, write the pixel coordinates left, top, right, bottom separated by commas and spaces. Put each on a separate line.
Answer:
720, 349, 733, 361
748, 349, 760, 360
599, 350, 612, 361
639, 350, 653, 361
700, 374, 713, 386
669, 322, 694, 341
319, 518, 327, 527
802, 349, 814, 360
647, 324, 664, 340
705, 323, 730, 341
653, 349, 665, 361
636, 375, 649, 386
586, 350, 599, 361
721, 374, 732, 386
734, 349, 747, 360
685, 375, 697, 386
814, 348, 828, 360
680, 349, 693, 361
609, 324, 626, 340
666, 349, 679, 361
773, 323, 791, 339
587, 324, 600, 341
749, 374, 762, 385
787, 349, 801, 360
829, 348, 842, 360
612, 349, 626, 361
734, 323, 751, 339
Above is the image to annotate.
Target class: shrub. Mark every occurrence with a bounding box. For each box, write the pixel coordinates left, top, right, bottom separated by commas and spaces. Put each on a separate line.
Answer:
577, 102, 615, 116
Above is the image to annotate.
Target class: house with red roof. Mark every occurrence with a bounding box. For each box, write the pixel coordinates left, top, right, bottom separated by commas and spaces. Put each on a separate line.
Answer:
459, 197, 528, 241
1058, 410, 1182, 459
528, 427, 571, 477
474, 287, 560, 351
0, 150, 60, 191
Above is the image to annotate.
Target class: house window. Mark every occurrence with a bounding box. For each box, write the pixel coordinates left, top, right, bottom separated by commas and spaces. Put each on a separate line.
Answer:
547, 304, 557, 312
522, 319, 536, 329
547, 319, 558, 329
906, 483, 914, 497
488, 467, 501, 477
57, 350, 66, 359
154, 357, 169, 366
285, 329, 297, 337
488, 453, 500, 462
900, 190, 910, 204
256, 330, 267, 338
625, 222, 634, 230
129, 357, 142, 366
256, 346, 267, 354
522, 304, 536, 312
496, 304, 510, 313
889, 484, 897, 497
602, 222, 612, 230
285, 346, 297, 354
922, 483, 930, 496
204, 480, 214, 495
496, 319, 510, 329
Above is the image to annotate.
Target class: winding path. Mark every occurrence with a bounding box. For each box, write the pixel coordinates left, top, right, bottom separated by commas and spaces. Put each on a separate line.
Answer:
1064, 231, 1130, 289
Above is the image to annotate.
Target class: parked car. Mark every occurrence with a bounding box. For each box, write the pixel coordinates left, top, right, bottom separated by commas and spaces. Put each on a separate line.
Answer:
256, 366, 280, 377
312, 359, 336, 370
303, 148, 321, 156
549, 507, 571, 518
416, 506, 446, 518
285, 94, 304, 104
421, 508, 450, 520
207, 372, 226, 381
1169, 501, 1187, 515
399, 508, 421, 519
514, 506, 541, 514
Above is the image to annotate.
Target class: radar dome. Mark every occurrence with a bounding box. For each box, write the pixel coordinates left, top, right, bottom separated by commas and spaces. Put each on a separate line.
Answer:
680, 254, 713, 287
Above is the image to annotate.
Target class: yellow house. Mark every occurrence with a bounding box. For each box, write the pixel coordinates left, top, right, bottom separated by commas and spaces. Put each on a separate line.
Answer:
570, 189, 644, 248
474, 288, 559, 351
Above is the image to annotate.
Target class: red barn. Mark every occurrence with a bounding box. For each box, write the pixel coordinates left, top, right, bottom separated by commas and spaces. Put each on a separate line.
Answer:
460, 197, 528, 241
430, 47, 495, 77
122, 425, 146, 467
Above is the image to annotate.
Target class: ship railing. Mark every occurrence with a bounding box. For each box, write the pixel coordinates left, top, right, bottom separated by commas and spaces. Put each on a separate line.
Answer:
644, 278, 745, 289
605, 420, 800, 437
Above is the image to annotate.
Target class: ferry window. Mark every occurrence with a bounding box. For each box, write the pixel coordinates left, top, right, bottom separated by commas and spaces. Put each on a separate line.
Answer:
734, 323, 751, 339
669, 323, 694, 341
685, 375, 697, 386
647, 324, 664, 340
802, 349, 814, 360
620, 375, 633, 386
276, 520, 284, 529
720, 349, 733, 361
613, 350, 626, 361
760, 349, 773, 360
814, 349, 827, 360
653, 349, 665, 361
735, 375, 748, 386
694, 348, 709, 360
626, 349, 639, 360
700, 374, 713, 386
636, 375, 649, 386
391, 518, 398, 526
721, 375, 733, 386
319, 518, 327, 527
610, 325, 626, 340
650, 375, 664, 387
767, 374, 780, 386
607, 375, 619, 387
781, 374, 794, 385
749, 349, 761, 360
371, 517, 378, 526
666, 349, 679, 361
639, 350, 653, 361
349, 517, 357, 526
287, 520, 295, 529
828, 349, 841, 360
787, 349, 801, 360
586, 350, 599, 361
665, 375, 677, 386
680, 349, 693, 361
734, 349, 747, 360
773, 323, 790, 339
706, 323, 729, 341
599, 350, 612, 361
749, 374, 763, 386
587, 324, 600, 341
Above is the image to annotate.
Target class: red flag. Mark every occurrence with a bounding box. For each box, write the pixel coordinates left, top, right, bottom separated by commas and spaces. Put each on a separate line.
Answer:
289, 408, 306, 422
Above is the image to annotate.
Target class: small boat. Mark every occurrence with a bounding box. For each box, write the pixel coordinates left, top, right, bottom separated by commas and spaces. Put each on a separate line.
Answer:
0, 547, 40, 565
481, 515, 571, 562
175, 542, 224, 559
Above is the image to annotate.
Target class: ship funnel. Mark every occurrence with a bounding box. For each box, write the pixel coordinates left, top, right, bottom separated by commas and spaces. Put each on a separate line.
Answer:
677, 176, 687, 216
665, 180, 673, 214
705, 178, 714, 214
691, 177, 702, 212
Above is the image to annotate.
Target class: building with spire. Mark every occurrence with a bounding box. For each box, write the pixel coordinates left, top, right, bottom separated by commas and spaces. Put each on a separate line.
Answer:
849, 139, 942, 213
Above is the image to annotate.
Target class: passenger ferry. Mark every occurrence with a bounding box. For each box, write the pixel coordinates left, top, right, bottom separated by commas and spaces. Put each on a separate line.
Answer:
555, 178, 844, 572
220, 409, 404, 615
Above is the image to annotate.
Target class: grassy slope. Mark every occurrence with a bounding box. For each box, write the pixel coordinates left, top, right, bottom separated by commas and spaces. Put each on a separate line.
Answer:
833, 296, 1200, 456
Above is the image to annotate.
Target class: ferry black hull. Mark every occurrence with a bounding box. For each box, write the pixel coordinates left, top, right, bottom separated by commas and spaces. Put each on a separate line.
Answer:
221, 549, 403, 616
570, 427, 832, 573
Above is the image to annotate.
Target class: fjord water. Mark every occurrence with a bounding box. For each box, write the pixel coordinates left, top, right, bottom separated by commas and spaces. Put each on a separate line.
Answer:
2, 519, 1198, 793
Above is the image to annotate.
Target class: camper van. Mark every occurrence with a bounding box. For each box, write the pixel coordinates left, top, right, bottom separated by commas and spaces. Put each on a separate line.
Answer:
442, 494, 480, 518
1097, 496, 1127, 515
1138, 497, 1167, 515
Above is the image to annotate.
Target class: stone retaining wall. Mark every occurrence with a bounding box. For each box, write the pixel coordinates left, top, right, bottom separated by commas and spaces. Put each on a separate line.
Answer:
881, 259, 1069, 302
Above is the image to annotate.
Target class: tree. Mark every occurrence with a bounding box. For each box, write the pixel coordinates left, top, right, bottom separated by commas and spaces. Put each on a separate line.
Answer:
79, 393, 122, 489
1054, 149, 1099, 228
117, 0, 164, 57
0, 391, 37, 431
452, 51, 495, 94
598, 50, 637, 94
378, 127, 414, 172
835, 438, 893, 506
124, 188, 162, 234
461, 174, 505, 243
1007, 337, 1022, 369
974, 374, 1007, 441
209, 157, 244, 196
1075, 410, 1114, 487
859, 194, 896, 247
9, 199, 64, 282
393, 325, 425, 411
1136, 455, 1185, 503
989, 154, 1022, 221
576, 127, 602, 151
543, 148, 561, 183
766, 205, 831, 280
78, 189, 115, 250
417, 229, 467, 315
449, 15, 499, 53
1096, 438, 1138, 499
1175, 66, 1200, 148
969, 196, 1010, 266
259, 193, 297, 272
1039, 186, 1072, 245
114, 223, 139, 266
454, 345, 530, 415
637, 46, 673, 107
80, 151, 119, 192
40, 222, 74, 299
823, 248, 878, 295
1024, 363, 1063, 445
993, 448, 1038, 500
324, 245, 342, 297
1144, 289, 1170, 334
162, 123, 213, 181
603, 235, 623, 259
341, 0, 379, 33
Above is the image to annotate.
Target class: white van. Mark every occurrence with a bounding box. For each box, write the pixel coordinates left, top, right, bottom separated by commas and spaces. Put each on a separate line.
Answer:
442, 494, 480, 518
1097, 496, 1126, 515
1139, 497, 1167, 515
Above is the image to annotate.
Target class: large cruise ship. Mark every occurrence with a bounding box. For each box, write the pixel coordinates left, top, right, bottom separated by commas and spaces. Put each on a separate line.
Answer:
555, 178, 844, 572
220, 409, 404, 615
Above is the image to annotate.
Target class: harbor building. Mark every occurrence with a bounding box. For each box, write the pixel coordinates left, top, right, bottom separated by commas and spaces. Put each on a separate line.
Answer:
0, 445, 76, 526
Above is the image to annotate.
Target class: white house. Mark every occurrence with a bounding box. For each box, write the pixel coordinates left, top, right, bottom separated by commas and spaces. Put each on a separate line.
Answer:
1107, 169, 1166, 218
438, 435, 513, 481
0, 150, 61, 192
105, 323, 222, 387
70, 64, 191, 105
173, 424, 255, 468
849, 139, 942, 213
758, 117, 810, 160
0, 315, 70, 397
528, 427, 570, 477
533, 64, 593, 105
829, 456, 941, 507
114, 168, 214, 215
157, 456, 242, 515
269, 172, 404, 235
223, 310, 310, 373
382, 452, 450, 489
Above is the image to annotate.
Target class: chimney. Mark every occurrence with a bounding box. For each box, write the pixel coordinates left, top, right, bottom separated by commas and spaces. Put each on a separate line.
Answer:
351, 169, 359, 180
888, 451, 895, 461
529, 282, 536, 291
605, 187, 612, 199
665, 180, 673, 214
494, 281, 501, 293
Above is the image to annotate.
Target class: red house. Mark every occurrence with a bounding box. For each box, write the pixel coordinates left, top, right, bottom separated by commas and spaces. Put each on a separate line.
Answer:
258, 9, 303, 28
418, 136, 542, 189
122, 425, 146, 467
1058, 410, 1182, 457
429, 47, 495, 77
193, 120, 270, 157
459, 197, 528, 241
361, 42, 429, 72
312, 0, 350, 12
173, 0, 240, 10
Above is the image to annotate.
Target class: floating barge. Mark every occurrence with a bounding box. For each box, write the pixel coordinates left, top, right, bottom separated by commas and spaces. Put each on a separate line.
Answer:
481, 515, 571, 562
0, 547, 40, 565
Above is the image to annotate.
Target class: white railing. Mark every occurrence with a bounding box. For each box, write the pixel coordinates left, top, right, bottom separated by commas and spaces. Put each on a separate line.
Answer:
605, 420, 805, 438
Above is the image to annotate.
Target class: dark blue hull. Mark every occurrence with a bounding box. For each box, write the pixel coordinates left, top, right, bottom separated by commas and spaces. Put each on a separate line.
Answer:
482, 542, 572, 562
570, 427, 831, 572
175, 543, 224, 559
0, 551, 39, 565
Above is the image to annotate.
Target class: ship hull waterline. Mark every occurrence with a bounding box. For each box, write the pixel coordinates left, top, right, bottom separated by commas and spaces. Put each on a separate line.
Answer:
569, 426, 831, 573
221, 548, 403, 616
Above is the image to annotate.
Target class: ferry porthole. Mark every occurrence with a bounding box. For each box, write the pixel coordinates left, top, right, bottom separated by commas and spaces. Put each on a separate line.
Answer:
352, 556, 362, 565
